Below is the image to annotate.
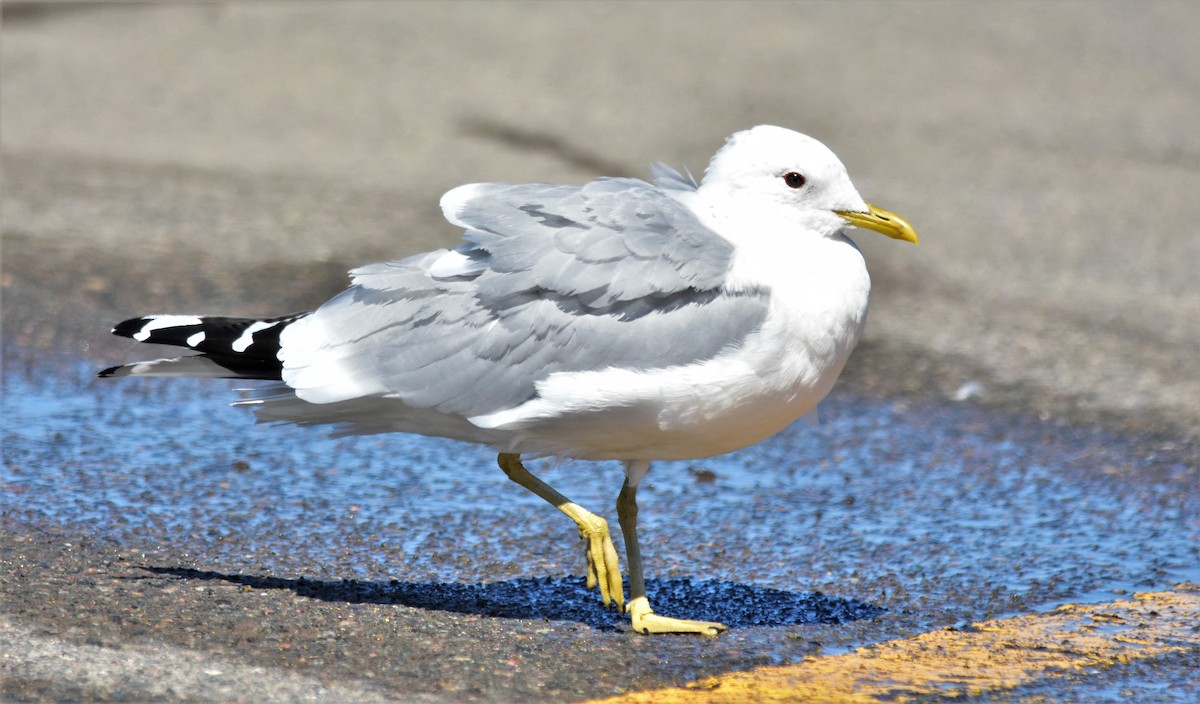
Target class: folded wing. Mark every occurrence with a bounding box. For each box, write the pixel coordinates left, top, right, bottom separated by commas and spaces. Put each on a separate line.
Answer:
276, 174, 770, 425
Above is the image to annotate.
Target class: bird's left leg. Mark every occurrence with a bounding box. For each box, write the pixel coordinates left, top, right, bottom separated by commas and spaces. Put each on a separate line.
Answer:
497, 453, 624, 610
618, 460, 726, 635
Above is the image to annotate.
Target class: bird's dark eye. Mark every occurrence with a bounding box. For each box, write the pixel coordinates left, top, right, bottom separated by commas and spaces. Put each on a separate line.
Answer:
783, 171, 806, 189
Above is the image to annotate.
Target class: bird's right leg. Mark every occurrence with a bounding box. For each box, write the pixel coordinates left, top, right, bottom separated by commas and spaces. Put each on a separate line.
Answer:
497, 453, 625, 611
617, 461, 726, 635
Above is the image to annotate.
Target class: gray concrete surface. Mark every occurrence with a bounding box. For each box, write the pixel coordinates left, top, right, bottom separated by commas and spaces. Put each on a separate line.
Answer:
3, 1, 1198, 701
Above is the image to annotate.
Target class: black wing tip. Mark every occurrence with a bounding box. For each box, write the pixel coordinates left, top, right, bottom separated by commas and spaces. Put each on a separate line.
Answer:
97, 365, 123, 378
111, 316, 151, 339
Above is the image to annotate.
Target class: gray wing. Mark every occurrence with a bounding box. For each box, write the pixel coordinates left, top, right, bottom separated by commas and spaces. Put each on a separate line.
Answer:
445, 175, 732, 308
277, 175, 769, 421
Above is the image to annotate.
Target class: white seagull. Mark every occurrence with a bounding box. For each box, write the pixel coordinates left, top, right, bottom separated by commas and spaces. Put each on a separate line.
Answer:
100, 125, 917, 635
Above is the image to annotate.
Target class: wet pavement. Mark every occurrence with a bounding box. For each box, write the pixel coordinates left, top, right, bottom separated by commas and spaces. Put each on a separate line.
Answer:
3, 2, 1199, 701
3, 349, 1196, 701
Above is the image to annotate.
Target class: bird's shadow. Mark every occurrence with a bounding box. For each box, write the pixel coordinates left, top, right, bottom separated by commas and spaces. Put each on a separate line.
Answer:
141, 566, 884, 631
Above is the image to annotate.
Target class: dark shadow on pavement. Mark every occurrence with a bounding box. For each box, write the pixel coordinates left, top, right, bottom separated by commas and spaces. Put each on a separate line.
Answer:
142, 566, 885, 631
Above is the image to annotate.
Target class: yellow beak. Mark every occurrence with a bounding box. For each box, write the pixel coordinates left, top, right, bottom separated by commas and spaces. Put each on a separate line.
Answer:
836, 204, 919, 244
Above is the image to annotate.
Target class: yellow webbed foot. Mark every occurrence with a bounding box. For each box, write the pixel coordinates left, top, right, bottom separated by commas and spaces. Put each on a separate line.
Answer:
573, 510, 624, 611
626, 596, 726, 636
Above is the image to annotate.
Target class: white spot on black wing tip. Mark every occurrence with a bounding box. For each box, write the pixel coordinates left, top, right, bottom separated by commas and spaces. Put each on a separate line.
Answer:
111, 316, 153, 339
113, 315, 204, 343
232, 320, 279, 353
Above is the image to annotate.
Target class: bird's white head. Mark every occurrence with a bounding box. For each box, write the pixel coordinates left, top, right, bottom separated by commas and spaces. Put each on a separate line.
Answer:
699, 125, 918, 244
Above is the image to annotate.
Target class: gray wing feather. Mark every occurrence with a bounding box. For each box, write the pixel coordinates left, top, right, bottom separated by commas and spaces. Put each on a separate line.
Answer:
279, 178, 769, 422
649, 162, 698, 191
452, 177, 734, 305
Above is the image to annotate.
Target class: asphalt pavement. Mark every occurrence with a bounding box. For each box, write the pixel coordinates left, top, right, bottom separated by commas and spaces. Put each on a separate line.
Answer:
3, 2, 1198, 702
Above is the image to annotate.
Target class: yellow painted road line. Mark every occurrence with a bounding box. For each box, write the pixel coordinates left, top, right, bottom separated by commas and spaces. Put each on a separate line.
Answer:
587, 585, 1200, 704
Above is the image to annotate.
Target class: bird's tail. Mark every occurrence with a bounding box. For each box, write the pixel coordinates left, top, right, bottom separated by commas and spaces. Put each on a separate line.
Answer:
98, 313, 308, 380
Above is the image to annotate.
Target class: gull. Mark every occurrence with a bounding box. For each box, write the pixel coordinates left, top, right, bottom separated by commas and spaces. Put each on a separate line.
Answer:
99, 125, 917, 635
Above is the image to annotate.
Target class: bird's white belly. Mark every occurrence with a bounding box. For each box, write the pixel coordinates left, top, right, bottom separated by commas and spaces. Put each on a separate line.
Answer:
472, 270, 870, 461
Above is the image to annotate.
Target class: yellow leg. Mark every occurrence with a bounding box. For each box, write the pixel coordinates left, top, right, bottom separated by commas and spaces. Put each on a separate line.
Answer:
497, 453, 625, 611
617, 479, 726, 636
